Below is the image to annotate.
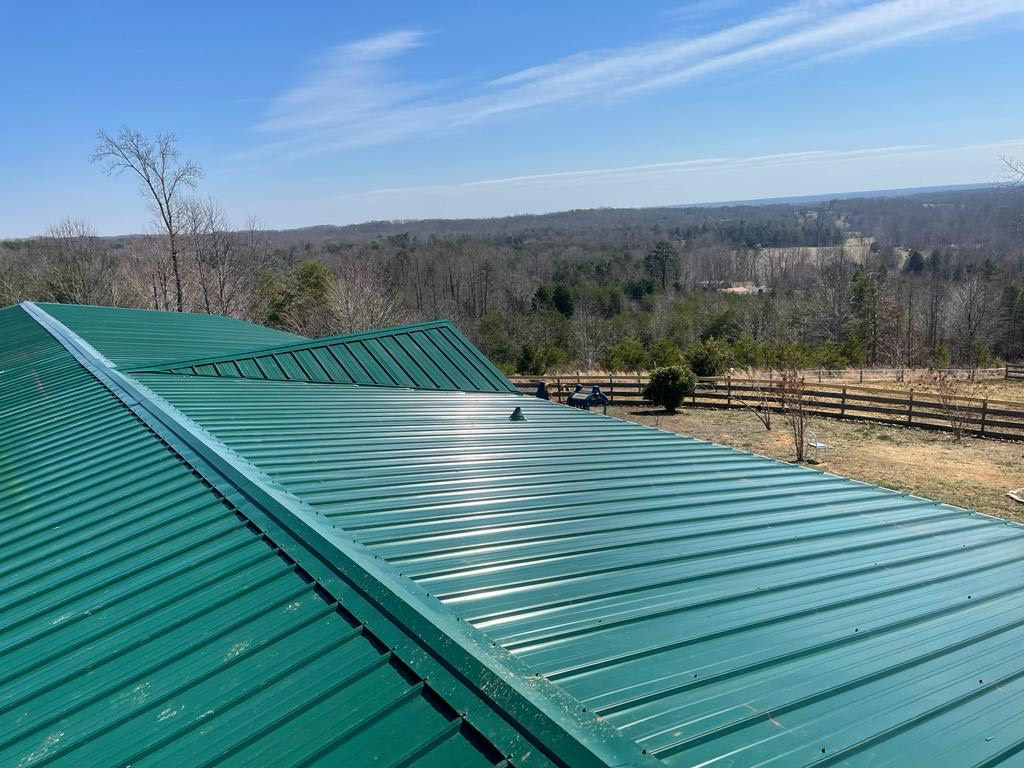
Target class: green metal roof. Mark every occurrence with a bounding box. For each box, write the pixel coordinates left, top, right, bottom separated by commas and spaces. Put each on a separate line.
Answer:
4, 302, 653, 768
0, 304, 527, 768
136, 371, 1024, 767
134, 321, 516, 393
11, 300, 1024, 767
38, 302, 302, 368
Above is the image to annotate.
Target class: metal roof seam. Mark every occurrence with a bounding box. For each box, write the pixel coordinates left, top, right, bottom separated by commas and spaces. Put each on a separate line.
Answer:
126, 358, 1024, 764
20, 301, 657, 768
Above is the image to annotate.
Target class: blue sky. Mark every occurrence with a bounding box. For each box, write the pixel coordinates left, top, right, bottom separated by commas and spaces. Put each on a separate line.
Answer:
2, 0, 1023, 236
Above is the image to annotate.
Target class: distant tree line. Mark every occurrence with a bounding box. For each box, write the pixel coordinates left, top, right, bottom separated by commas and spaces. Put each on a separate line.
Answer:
1, 130, 1022, 376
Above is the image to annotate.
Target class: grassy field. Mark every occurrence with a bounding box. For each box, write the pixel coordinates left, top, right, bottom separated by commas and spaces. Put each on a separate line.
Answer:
610, 405, 1024, 523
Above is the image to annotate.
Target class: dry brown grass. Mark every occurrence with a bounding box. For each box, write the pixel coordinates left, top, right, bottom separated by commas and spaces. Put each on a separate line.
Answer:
878, 377, 1024, 403
611, 405, 1024, 523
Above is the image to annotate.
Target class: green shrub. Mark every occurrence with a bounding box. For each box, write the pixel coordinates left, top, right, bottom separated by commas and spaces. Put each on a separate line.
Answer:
642, 366, 697, 413
685, 337, 730, 376
603, 337, 650, 372
649, 338, 684, 368
730, 331, 762, 368
516, 342, 570, 375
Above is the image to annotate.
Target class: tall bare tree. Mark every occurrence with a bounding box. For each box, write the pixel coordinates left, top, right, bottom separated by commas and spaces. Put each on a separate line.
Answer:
92, 127, 203, 311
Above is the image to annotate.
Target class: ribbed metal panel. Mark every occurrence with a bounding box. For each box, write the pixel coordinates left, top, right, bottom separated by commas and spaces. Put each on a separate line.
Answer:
38, 302, 302, 368
139, 373, 1024, 767
0, 306, 504, 768
139, 321, 516, 394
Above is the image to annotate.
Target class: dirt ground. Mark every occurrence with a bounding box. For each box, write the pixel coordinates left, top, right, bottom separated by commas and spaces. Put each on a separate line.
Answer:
610, 405, 1024, 523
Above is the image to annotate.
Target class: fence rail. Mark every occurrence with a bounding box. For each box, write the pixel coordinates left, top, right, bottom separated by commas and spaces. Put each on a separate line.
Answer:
511, 373, 1024, 441
1007, 364, 1024, 380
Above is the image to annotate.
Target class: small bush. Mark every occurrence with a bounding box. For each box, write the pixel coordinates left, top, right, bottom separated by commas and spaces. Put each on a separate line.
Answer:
643, 366, 697, 413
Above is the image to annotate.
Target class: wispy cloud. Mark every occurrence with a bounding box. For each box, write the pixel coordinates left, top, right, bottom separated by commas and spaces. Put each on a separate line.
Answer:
257, 30, 430, 133
664, 0, 750, 23
251, 1, 1024, 158
344, 142, 966, 197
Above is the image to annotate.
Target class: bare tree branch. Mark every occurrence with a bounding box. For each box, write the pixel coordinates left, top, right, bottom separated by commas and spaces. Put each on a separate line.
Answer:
92, 127, 203, 311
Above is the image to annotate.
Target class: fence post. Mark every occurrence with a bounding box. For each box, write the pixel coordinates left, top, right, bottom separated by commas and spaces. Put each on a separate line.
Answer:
840, 387, 847, 417
727, 375, 732, 408
860, 369, 864, 383
818, 369, 822, 384
556, 376, 562, 403
980, 399, 988, 436
907, 389, 914, 425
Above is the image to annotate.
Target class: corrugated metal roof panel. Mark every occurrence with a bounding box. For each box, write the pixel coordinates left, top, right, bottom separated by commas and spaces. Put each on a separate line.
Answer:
0, 305, 507, 768
137, 321, 516, 393
137, 373, 1024, 767
37, 302, 302, 367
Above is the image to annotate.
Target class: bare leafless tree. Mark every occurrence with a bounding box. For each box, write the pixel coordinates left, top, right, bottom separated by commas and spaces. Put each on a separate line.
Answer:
243, 214, 269, 266
735, 368, 774, 430
814, 251, 855, 343
0, 269, 19, 306
180, 197, 254, 317
779, 369, 810, 461
40, 218, 121, 306
929, 371, 985, 442
329, 259, 406, 333
572, 299, 611, 370
122, 235, 176, 311
1004, 156, 1024, 187
92, 127, 203, 312
947, 272, 998, 365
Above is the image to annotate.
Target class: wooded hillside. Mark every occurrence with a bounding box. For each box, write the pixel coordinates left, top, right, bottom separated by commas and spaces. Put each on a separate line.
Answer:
3, 184, 1023, 375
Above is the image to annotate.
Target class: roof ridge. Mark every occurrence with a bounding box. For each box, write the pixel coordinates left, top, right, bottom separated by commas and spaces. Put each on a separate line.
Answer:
125, 318, 517, 394
21, 301, 655, 768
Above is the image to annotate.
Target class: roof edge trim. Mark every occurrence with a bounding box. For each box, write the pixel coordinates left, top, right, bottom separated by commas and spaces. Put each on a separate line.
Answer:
21, 301, 654, 768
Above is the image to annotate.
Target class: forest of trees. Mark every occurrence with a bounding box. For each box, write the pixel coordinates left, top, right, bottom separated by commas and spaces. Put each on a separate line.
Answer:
3, 131, 1024, 377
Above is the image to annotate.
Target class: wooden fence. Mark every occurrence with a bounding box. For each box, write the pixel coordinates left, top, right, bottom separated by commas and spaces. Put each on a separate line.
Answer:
511, 374, 1024, 441
1006, 364, 1024, 380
